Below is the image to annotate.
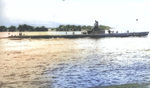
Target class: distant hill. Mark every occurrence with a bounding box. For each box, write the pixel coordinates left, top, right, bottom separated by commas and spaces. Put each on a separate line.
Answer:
0, 19, 94, 29
1, 20, 62, 28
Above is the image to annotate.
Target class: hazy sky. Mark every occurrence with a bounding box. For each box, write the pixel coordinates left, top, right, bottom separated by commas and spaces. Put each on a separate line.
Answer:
0, 0, 150, 31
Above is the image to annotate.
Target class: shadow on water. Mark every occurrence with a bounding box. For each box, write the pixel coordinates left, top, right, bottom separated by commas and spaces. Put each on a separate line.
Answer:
9, 38, 23, 40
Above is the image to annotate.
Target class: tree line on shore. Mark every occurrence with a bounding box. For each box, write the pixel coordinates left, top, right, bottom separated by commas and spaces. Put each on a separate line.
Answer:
0, 24, 112, 32
54, 25, 112, 31
0, 24, 48, 32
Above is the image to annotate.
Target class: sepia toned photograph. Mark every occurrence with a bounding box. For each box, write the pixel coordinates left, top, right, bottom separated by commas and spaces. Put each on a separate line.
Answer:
0, 0, 150, 88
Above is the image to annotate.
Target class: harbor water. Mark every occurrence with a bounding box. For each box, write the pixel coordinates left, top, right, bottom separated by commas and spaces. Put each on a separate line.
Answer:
0, 35, 150, 88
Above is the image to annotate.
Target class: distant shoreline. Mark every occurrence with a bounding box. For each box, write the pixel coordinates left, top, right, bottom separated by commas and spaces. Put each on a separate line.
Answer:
0, 31, 149, 38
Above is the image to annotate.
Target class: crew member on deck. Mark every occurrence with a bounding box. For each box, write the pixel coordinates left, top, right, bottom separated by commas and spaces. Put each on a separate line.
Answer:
108, 30, 111, 34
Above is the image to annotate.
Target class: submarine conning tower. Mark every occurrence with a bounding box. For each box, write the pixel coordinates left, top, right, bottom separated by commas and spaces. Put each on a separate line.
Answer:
88, 20, 105, 34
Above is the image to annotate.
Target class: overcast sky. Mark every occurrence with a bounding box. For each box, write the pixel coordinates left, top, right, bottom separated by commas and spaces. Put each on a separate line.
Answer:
0, 0, 150, 31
